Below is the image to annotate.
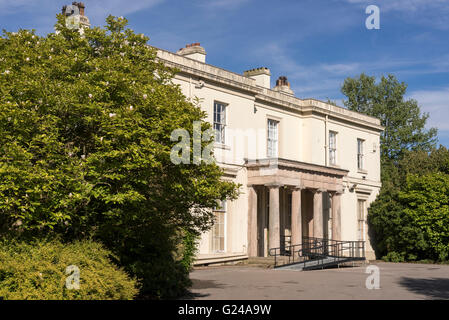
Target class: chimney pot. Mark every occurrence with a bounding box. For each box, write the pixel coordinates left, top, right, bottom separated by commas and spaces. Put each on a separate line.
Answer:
177, 43, 206, 63
274, 76, 294, 96
78, 2, 85, 16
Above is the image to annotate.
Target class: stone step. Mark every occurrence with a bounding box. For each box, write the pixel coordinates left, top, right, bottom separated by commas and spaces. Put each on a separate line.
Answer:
194, 253, 248, 266
243, 256, 295, 268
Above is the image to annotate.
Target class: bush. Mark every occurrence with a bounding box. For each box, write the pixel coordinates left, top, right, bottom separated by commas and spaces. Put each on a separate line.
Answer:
382, 252, 406, 263
0, 239, 139, 300
180, 229, 199, 273
399, 172, 449, 262
107, 224, 193, 299
367, 147, 449, 262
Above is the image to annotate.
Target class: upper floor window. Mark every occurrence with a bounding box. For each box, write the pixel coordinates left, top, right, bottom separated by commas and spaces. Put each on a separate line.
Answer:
214, 102, 226, 144
357, 139, 364, 170
267, 119, 279, 158
329, 131, 337, 165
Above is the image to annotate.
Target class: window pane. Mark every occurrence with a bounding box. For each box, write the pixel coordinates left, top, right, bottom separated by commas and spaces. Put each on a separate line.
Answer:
329, 131, 337, 165
357, 200, 365, 241
211, 208, 226, 252
267, 119, 278, 157
214, 102, 226, 144
357, 139, 364, 169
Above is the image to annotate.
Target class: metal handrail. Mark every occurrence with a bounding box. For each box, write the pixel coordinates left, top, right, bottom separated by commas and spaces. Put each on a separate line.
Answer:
269, 236, 365, 269
280, 235, 292, 255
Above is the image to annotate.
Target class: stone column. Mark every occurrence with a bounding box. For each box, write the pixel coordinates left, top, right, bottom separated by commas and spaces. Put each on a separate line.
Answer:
331, 191, 343, 241
312, 189, 324, 239
247, 185, 258, 257
291, 187, 303, 246
268, 184, 281, 250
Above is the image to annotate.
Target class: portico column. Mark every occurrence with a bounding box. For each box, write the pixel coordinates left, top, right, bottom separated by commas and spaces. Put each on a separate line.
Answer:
247, 185, 258, 257
312, 189, 324, 239
331, 191, 343, 241
291, 187, 303, 246
268, 184, 281, 250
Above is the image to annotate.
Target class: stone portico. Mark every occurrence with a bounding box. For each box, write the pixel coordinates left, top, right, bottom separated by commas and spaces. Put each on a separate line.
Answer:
246, 158, 347, 257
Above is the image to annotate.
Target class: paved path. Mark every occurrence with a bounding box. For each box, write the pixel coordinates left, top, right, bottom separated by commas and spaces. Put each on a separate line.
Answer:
186, 262, 449, 300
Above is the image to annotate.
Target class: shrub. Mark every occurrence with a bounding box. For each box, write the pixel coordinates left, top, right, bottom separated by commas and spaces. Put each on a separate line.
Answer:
107, 224, 192, 299
0, 239, 139, 300
382, 252, 406, 263
180, 229, 199, 273
367, 147, 449, 262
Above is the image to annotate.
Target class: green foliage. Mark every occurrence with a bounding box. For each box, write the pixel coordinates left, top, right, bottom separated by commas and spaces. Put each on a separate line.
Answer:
0, 15, 239, 298
180, 229, 199, 272
341, 73, 437, 167
399, 172, 449, 261
382, 252, 406, 263
341, 73, 447, 263
367, 147, 449, 262
0, 239, 138, 300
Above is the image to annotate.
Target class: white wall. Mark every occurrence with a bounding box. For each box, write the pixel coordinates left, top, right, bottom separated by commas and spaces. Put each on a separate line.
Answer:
170, 70, 381, 258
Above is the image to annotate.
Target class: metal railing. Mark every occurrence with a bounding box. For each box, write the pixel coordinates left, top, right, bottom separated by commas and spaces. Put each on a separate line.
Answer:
280, 235, 291, 255
269, 236, 365, 269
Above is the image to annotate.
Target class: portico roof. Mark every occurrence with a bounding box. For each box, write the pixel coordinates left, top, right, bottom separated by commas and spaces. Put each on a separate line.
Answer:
245, 158, 348, 192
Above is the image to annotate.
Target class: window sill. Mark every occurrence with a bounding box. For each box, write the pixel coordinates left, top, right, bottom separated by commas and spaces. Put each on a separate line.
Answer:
214, 143, 231, 151
357, 169, 368, 174
329, 164, 340, 169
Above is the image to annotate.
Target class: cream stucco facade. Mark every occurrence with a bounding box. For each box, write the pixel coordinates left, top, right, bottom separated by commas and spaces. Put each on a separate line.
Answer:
156, 44, 383, 261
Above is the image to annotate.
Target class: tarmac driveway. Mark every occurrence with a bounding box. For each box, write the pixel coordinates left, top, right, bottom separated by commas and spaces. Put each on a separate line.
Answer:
186, 262, 449, 300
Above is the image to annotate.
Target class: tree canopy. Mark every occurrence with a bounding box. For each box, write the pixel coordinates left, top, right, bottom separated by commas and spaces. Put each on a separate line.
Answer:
0, 15, 239, 298
342, 73, 448, 263
368, 147, 449, 262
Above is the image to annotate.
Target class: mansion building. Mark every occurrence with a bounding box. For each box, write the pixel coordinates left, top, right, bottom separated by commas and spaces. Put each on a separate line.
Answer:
60, 2, 382, 263
156, 44, 383, 262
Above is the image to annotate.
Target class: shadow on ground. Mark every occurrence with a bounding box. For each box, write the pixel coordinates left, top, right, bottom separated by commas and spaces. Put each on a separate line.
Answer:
399, 277, 449, 300
180, 279, 226, 300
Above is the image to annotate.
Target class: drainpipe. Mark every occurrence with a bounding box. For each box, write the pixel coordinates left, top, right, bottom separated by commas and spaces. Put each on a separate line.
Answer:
325, 114, 328, 166
189, 76, 192, 100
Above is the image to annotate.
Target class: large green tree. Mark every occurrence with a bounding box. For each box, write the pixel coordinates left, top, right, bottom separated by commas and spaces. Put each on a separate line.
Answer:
0, 15, 238, 298
367, 147, 449, 261
341, 73, 446, 262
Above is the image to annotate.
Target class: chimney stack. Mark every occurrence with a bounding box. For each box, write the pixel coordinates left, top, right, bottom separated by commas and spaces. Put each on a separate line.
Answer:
77, 2, 85, 16
273, 76, 294, 96
243, 67, 271, 89
177, 43, 206, 63
61, 2, 90, 30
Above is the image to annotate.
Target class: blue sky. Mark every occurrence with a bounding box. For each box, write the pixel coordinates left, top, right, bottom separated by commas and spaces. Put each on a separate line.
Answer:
1, 0, 449, 147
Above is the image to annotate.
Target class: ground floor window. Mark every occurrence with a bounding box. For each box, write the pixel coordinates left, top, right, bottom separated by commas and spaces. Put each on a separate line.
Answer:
357, 199, 366, 241
211, 201, 226, 253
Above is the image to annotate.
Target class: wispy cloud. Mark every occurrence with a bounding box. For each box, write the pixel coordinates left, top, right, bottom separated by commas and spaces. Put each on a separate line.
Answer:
344, 0, 449, 12
253, 41, 448, 101
343, 0, 449, 29
194, 0, 251, 9
410, 87, 449, 130
86, 0, 164, 22
0, 0, 164, 33
321, 63, 361, 75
